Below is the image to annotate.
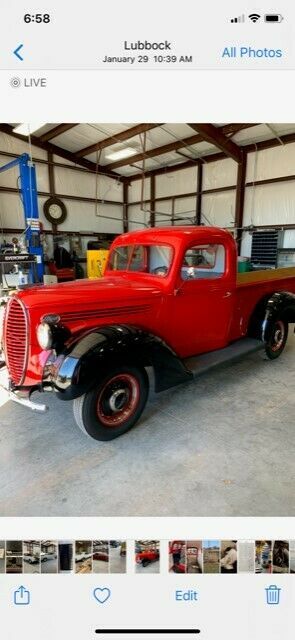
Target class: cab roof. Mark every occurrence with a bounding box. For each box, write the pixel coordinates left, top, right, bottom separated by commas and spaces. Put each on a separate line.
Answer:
113, 226, 234, 247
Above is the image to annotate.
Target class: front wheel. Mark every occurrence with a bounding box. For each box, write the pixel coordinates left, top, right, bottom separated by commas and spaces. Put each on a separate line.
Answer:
265, 319, 288, 359
73, 365, 149, 441
142, 559, 150, 567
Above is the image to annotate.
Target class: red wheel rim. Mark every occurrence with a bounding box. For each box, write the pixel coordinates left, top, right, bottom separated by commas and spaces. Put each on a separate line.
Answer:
271, 320, 285, 352
96, 373, 140, 427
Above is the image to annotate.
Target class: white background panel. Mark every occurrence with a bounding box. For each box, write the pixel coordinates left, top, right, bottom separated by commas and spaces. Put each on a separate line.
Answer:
0, 133, 47, 160
0, 155, 49, 193
202, 190, 236, 228
243, 182, 295, 227
94, 203, 123, 233
128, 177, 150, 203
0, 156, 25, 189
0, 193, 123, 234
53, 166, 122, 201
0, 192, 27, 229
154, 217, 172, 227
175, 196, 196, 215
128, 204, 149, 230
203, 158, 237, 190
2, 134, 295, 242
54, 200, 123, 234
154, 200, 173, 226
32, 163, 50, 193
174, 196, 197, 224
156, 167, 198, 198
246, 143, 295, 182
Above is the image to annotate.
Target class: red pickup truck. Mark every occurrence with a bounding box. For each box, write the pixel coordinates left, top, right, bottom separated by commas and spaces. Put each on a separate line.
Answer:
1, 226, 295, 441
136, 549, 160, 567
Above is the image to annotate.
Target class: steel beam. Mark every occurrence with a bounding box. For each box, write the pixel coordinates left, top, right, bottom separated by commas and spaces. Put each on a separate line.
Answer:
123, 182, 129, 233
0, 124, 120, 179
39, 124, 79, 142
235, 152, 247, 250
76, 123, 163, 157
188, 123, 243, 163
150, 174, 156, 227
195, 164, 203, 225
104, 123, 257, 171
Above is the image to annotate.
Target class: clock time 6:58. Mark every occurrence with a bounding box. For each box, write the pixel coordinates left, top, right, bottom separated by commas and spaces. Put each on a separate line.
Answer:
24, 14, 51, 23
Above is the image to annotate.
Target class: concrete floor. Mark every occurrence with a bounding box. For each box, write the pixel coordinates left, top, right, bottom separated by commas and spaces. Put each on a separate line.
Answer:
136, 559, 160, 574
109, 546, 126, 574
24, 559, 40, 574
41, 558, 58, 574
93, 559, 109, 573
1, 333, 295, 517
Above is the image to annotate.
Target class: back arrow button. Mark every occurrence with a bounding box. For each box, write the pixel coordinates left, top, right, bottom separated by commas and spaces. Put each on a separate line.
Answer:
13, 44, 24, 61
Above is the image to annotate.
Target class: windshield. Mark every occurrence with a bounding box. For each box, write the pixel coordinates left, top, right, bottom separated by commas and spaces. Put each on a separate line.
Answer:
108, 244, 173, 277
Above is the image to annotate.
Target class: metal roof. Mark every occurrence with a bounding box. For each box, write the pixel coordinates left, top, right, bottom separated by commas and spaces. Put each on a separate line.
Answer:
3, 123, 295, 181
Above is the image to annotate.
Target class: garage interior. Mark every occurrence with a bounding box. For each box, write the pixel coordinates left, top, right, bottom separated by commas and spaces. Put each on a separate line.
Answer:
1, 122, 295, 516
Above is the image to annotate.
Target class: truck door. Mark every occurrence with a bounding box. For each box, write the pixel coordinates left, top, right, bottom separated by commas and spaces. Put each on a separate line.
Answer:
172, 242, 235, 357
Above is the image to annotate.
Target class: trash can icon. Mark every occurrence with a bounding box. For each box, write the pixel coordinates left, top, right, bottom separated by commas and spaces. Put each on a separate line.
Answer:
265, 585, 281, 605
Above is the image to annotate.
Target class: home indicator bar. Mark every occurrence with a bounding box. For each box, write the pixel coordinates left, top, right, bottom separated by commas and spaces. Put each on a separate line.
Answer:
95, 631, 201, 635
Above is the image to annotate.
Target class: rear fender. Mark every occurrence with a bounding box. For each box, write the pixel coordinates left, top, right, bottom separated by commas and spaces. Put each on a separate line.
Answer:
50, 324, 192, 400
262, 291, 295, 342
248, 291, 295, 342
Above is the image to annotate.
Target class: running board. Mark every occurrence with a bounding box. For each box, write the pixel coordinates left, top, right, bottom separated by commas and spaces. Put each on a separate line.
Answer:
184, 338, 264, 379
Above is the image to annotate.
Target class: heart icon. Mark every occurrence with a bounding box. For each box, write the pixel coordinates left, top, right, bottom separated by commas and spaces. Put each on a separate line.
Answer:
93, 587, 111, 604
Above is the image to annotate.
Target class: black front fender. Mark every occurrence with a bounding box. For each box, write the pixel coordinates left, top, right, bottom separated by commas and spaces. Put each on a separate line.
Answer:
47, 324, 192, 400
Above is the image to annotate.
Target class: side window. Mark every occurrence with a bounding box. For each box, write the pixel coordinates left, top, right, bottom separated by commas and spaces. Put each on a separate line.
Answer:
129, 246, 146, 271
181, 244, 225, 280
109, 246, 132, 270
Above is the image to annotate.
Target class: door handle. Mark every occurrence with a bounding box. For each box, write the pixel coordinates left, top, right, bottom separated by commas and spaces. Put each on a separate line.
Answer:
223, 291, 232, 298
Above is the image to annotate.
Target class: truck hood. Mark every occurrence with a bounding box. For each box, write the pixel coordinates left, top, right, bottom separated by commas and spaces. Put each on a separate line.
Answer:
16, 275, 163, 311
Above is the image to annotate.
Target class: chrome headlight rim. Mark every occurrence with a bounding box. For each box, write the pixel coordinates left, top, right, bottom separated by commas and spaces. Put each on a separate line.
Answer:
37, 322, 53, 350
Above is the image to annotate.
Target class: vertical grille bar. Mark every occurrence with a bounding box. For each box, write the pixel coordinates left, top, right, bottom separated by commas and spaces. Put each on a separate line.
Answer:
4, 298, 28, 385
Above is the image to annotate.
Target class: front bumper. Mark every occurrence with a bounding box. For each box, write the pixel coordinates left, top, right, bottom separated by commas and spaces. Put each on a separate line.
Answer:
0, 362, 48, 413
7, 388, 48, 412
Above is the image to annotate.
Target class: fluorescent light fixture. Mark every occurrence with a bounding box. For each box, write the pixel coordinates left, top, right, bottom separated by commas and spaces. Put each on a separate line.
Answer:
13, 123, 46, 136
105, 147, 138, 161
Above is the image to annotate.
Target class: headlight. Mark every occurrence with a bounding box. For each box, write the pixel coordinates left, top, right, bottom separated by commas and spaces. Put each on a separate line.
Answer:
37, 322, 53, 350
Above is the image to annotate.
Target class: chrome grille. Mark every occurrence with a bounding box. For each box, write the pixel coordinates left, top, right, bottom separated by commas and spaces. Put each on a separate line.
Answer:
4, 297, 28, 385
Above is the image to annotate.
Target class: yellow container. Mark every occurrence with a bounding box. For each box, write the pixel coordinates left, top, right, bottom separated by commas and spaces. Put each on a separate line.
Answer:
87, 249, 109, 279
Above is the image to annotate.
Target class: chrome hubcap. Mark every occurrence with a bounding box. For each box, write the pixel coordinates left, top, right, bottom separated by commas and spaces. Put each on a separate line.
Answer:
271, 321, 285, 351
96, 373, 140, 427
109, 388, 129, 412
274, 329, 282, 344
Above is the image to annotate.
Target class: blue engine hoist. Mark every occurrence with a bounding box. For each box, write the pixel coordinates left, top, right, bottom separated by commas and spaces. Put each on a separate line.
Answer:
0, 153, 44, 281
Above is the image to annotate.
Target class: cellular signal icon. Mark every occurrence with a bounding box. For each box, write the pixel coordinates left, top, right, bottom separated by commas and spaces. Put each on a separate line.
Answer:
231, 14, 245, 22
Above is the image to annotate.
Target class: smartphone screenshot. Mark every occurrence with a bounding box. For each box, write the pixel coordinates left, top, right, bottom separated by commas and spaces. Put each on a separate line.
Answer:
0, 1, 295, 638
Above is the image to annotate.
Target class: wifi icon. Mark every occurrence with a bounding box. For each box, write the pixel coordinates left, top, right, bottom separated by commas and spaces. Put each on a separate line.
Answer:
249, 13, 261, 22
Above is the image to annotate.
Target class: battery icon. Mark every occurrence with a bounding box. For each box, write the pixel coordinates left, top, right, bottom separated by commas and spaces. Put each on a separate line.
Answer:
264, 14, 283, 22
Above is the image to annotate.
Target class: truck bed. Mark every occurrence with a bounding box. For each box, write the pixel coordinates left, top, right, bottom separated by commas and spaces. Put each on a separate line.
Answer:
233, 265, 295, 342
237, 265, 295, 286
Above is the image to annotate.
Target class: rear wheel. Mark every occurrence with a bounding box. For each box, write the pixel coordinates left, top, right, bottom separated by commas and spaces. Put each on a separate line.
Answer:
265, 319, 288, 359
73, 365, 149, 441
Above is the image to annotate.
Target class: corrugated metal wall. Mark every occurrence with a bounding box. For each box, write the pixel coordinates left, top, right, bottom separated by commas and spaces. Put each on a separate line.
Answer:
1, 131, 295, 255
